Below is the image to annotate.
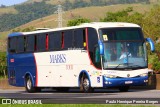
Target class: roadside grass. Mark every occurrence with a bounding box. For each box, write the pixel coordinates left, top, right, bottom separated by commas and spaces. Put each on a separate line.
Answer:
0, 76, 7, 79
0, 105, 157, 107
0, 76, 5, 79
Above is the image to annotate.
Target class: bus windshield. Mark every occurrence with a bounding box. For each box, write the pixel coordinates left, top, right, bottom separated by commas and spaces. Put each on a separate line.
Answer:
99, 28, 147, 70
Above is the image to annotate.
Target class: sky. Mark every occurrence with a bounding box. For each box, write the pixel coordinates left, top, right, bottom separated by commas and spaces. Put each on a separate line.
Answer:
0, 0, 28, 6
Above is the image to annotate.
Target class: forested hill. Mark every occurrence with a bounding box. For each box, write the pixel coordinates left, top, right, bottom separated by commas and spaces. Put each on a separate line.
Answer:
0, 0, 151, 32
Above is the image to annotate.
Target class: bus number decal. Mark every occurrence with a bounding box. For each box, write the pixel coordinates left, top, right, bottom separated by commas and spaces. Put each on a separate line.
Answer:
50, 54, 66, 63
97, 77, 100, 83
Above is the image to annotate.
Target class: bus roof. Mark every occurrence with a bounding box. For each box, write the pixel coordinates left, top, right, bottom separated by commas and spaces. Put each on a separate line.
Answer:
8, 22, 141, 37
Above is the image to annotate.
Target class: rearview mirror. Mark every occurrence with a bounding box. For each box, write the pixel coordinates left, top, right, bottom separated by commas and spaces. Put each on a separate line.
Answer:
146, 38, 155, 52
98, 40, 104, 55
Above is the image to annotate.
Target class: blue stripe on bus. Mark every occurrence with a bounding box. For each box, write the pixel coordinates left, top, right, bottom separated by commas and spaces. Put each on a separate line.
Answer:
103, 76, 148, 87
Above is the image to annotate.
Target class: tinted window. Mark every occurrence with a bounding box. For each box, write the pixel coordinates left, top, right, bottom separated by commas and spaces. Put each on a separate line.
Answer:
48, 33, 54, 51
88, 28, 98, 52
17, 37, 24, 53
26, 35, 35, 52
49, 32, 61, 51
8, 37, 17, 53
99, 28, 144, 41
37, 34, 46, 52
74, 29, 86, 48
87, 28, 98, 67
64, 30, 73, 49
93, 46, 101, 69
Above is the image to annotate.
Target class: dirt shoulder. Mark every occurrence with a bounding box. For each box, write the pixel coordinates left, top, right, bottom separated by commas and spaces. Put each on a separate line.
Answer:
0, 78, 24, 90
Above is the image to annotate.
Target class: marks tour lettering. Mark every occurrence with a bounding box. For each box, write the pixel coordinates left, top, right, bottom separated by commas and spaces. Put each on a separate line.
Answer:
50, 54, 66, 63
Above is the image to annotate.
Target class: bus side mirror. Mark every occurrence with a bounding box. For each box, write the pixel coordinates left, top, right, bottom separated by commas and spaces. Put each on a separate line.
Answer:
146, 38, 155, 52
98, 40, 104, 55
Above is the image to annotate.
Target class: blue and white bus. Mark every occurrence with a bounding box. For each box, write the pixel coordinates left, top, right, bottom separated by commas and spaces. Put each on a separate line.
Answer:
7, 22, 154, 93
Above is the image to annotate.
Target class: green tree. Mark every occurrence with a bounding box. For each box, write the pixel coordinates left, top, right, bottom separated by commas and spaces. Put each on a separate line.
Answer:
67, 17, 91, 26
124, 12, 144, 25
0, 52, 7, 78
100, 7, 143, 26
152, 54, 160, 74
142, 5, 160, 73
100, 7, 134, 22
142, 5, 160, 41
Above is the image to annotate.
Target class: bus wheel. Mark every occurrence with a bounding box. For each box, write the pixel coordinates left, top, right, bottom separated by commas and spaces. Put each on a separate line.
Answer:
80, 75, 93, 93
119, 86, 130, 92
25, 76, 35, 93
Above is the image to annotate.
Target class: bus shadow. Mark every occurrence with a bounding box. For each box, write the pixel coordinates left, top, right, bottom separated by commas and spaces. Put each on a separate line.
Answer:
38, 88, 152, 94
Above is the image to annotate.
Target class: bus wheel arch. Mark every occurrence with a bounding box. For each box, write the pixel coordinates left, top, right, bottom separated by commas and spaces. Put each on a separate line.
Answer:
24, 73, 36, 93
79, 71, 93, 93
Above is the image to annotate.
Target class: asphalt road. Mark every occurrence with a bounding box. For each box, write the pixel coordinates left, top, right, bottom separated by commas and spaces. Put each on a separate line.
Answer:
0, 89, 160, 104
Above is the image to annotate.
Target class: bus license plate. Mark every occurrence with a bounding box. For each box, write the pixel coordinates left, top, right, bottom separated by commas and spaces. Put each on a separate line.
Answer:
125, 81, 133, 84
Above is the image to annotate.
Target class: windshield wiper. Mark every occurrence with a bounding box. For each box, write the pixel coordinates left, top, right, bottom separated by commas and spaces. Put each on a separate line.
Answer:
115, 63, 127, 68
115, 63, 143, 69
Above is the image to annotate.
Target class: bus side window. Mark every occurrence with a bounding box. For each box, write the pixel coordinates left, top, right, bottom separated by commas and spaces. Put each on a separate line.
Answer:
26, 35, 35, 52
37, 33, 46, 52
74, 28, 86, 49
48, 33, 54, 51
87, 28, 98, 52
63, 30, 73, 49
55, 32, 61, 50
94, 46, 101, 68
17, 36, 25, 53
87, 27, 99, 68
49, 32, 61, 51
83, 29, 86, 47
8, 37, 17, 53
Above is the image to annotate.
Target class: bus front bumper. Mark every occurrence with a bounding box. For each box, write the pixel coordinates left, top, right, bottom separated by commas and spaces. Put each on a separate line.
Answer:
103, 76, 148, 87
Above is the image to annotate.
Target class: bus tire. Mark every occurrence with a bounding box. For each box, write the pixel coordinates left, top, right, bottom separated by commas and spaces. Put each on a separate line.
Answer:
119, 86, 130, 92
80, 75, 93, 93
25, 76, 36, 93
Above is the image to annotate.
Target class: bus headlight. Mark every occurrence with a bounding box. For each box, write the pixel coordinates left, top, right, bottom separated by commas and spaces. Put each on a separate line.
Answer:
105, 74, 117, 78
139, 73, 148, 77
